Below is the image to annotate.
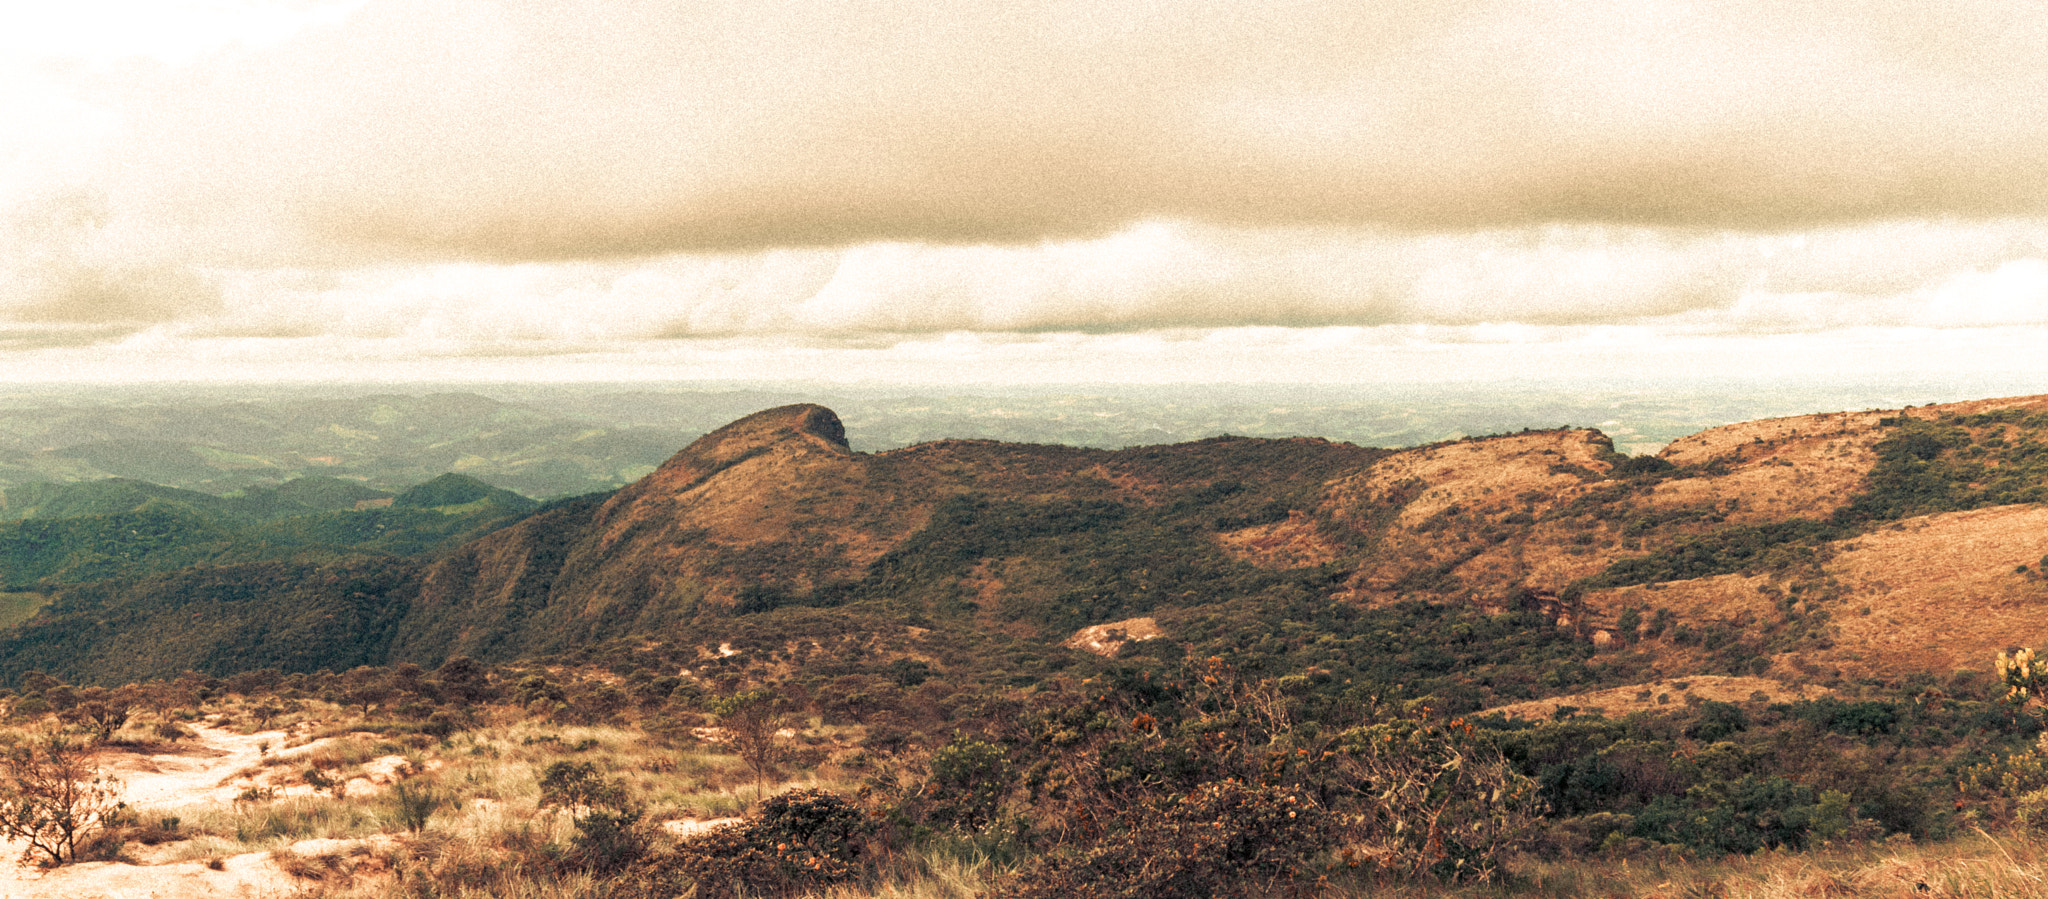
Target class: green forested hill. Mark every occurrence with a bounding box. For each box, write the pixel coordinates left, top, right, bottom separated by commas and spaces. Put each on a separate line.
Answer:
0, 475, 386, 522
0, 558, 418, 685
0, 474, 538, 590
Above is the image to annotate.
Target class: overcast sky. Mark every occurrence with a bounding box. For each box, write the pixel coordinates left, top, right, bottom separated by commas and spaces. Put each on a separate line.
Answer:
6, 0, 2048, 388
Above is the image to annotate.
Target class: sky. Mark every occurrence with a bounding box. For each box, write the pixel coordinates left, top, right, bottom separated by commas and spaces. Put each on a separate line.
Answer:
7, 1, 2048, 389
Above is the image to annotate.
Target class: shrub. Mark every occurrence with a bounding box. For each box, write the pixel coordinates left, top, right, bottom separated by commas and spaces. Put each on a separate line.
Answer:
0, 731, 124, 866
535, 759, 648, 874
389, 780, 440, 833
1336, 712, 1546, 881
648, 788, 873, 899
566, 806, 649, 875
991, 780, 1332, 899
1632, 775, 1819, 854
918, 735, 1012, 830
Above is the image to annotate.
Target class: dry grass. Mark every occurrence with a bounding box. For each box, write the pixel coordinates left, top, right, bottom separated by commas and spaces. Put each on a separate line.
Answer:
1318, 831, 2048, 898
2, 704, 868, 898
1216, 510, 1341, 569
1321, 429, 1626, 600
1653, 408, 1892, 524
1580, 503, 2048, 681
38, 708, 2048, 899
1823, 505, 2048, 675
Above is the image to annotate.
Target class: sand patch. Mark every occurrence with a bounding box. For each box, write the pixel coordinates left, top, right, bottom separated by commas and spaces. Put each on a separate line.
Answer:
662, 817, 744, 838
1484, 675, 1832, 721
98, 724, 300, 811
1065, 617, 1163, 657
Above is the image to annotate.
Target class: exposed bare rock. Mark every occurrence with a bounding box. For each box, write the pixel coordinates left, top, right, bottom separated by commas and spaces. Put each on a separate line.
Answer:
1066, 617, 1164, 657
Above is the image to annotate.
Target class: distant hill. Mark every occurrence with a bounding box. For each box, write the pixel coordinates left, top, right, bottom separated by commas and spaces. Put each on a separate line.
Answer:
0, 391, 690, 499
0, 473, 536, 590
6, 395, 2048, 697
0, 380, 1991, 501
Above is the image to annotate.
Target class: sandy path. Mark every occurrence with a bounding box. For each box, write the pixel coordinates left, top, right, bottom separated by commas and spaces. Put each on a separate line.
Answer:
101, 724, 297, 810
4, 852, 306, 899
663, 817, 744, 838
2, 724, 361, 899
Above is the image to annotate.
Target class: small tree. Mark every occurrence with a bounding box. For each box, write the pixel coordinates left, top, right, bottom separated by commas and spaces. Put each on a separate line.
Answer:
0, 732, 124, 866
538, 761, 629, 813
136, 676, 200, 724
337, 666, 394, 717
711, 689, 791, 801
536, 761, 646, 873
62, 686, 133, 744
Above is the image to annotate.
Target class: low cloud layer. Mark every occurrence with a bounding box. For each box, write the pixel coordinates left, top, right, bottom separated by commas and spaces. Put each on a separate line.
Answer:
10, 1, 2048, 383
75, 218, 2045, 362
106, 0, 2048, 260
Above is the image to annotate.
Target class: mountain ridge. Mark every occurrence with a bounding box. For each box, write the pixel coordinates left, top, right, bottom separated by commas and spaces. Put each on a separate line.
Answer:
5, 392, 2048, 694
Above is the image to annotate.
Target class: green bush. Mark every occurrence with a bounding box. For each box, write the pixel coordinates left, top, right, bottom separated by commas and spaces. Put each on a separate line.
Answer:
567, 807, 649, 875
647, 788, 873, 899
919, 735, 1012, 830
1632, 775, 1817, 854
991, 780, 1332, 899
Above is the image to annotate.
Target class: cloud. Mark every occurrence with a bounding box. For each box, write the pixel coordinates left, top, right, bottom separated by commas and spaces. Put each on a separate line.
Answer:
0, 191, 221, 337
16, 0, 2048, 370
101, 0, 2048, 262
108, 218, 2046, 356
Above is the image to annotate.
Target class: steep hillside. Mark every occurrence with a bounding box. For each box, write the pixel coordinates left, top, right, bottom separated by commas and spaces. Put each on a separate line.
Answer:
393, 404, 1382, 661
1563, 395, 2048, 680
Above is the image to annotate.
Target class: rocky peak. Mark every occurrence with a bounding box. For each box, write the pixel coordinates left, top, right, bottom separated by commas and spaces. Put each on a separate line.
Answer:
656, 403, 850, 475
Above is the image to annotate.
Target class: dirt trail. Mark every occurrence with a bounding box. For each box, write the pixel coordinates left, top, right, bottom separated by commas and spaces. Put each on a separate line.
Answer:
102, 724, 297, 810
2, 724, 352, 899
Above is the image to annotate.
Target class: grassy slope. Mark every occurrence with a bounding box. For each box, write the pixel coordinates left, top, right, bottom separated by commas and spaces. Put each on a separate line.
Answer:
0, 590, 47, 629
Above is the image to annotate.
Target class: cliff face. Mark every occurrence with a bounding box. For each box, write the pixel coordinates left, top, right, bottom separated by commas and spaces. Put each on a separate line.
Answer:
392, 394, 2048, 677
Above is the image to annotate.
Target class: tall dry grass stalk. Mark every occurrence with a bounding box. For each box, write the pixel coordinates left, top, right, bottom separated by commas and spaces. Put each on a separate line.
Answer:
1343, 832, 2048, 899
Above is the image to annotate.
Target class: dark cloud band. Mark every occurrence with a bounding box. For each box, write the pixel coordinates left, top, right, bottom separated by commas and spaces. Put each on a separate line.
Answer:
112, 0, 2048, 262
